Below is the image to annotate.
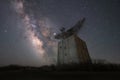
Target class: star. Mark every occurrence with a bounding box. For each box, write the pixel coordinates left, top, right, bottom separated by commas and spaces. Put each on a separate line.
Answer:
4, 30, 7, 33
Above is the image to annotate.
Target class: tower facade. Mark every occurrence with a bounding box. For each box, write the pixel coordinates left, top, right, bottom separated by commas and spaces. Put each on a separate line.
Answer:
57, 34, 91, 65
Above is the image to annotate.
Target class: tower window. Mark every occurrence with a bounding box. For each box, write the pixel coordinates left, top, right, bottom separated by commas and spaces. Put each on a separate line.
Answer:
65, 53, 67, 56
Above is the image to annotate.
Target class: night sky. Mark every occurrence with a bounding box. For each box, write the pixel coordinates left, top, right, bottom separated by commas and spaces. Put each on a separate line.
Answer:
0, 0, 120, 66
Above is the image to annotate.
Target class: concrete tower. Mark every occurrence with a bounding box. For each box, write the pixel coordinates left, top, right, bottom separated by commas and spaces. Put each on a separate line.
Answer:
55, 18, 91, 65
58, 34, 91, 65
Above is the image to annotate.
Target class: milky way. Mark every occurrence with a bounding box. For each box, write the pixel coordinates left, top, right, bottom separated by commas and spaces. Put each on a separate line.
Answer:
11, 0, 57, 65
0, 0, 118, 66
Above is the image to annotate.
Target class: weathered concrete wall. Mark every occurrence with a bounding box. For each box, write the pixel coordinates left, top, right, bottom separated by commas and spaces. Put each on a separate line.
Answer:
58, 34, 91, 65
74, 35, 91, 63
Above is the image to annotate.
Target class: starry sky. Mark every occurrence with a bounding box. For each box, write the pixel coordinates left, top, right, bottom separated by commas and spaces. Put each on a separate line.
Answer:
0, 0, 120, 66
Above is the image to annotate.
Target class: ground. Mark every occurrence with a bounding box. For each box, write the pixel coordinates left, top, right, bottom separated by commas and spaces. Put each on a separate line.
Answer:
0, 70, 120, 80
0, 64, 120, 80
